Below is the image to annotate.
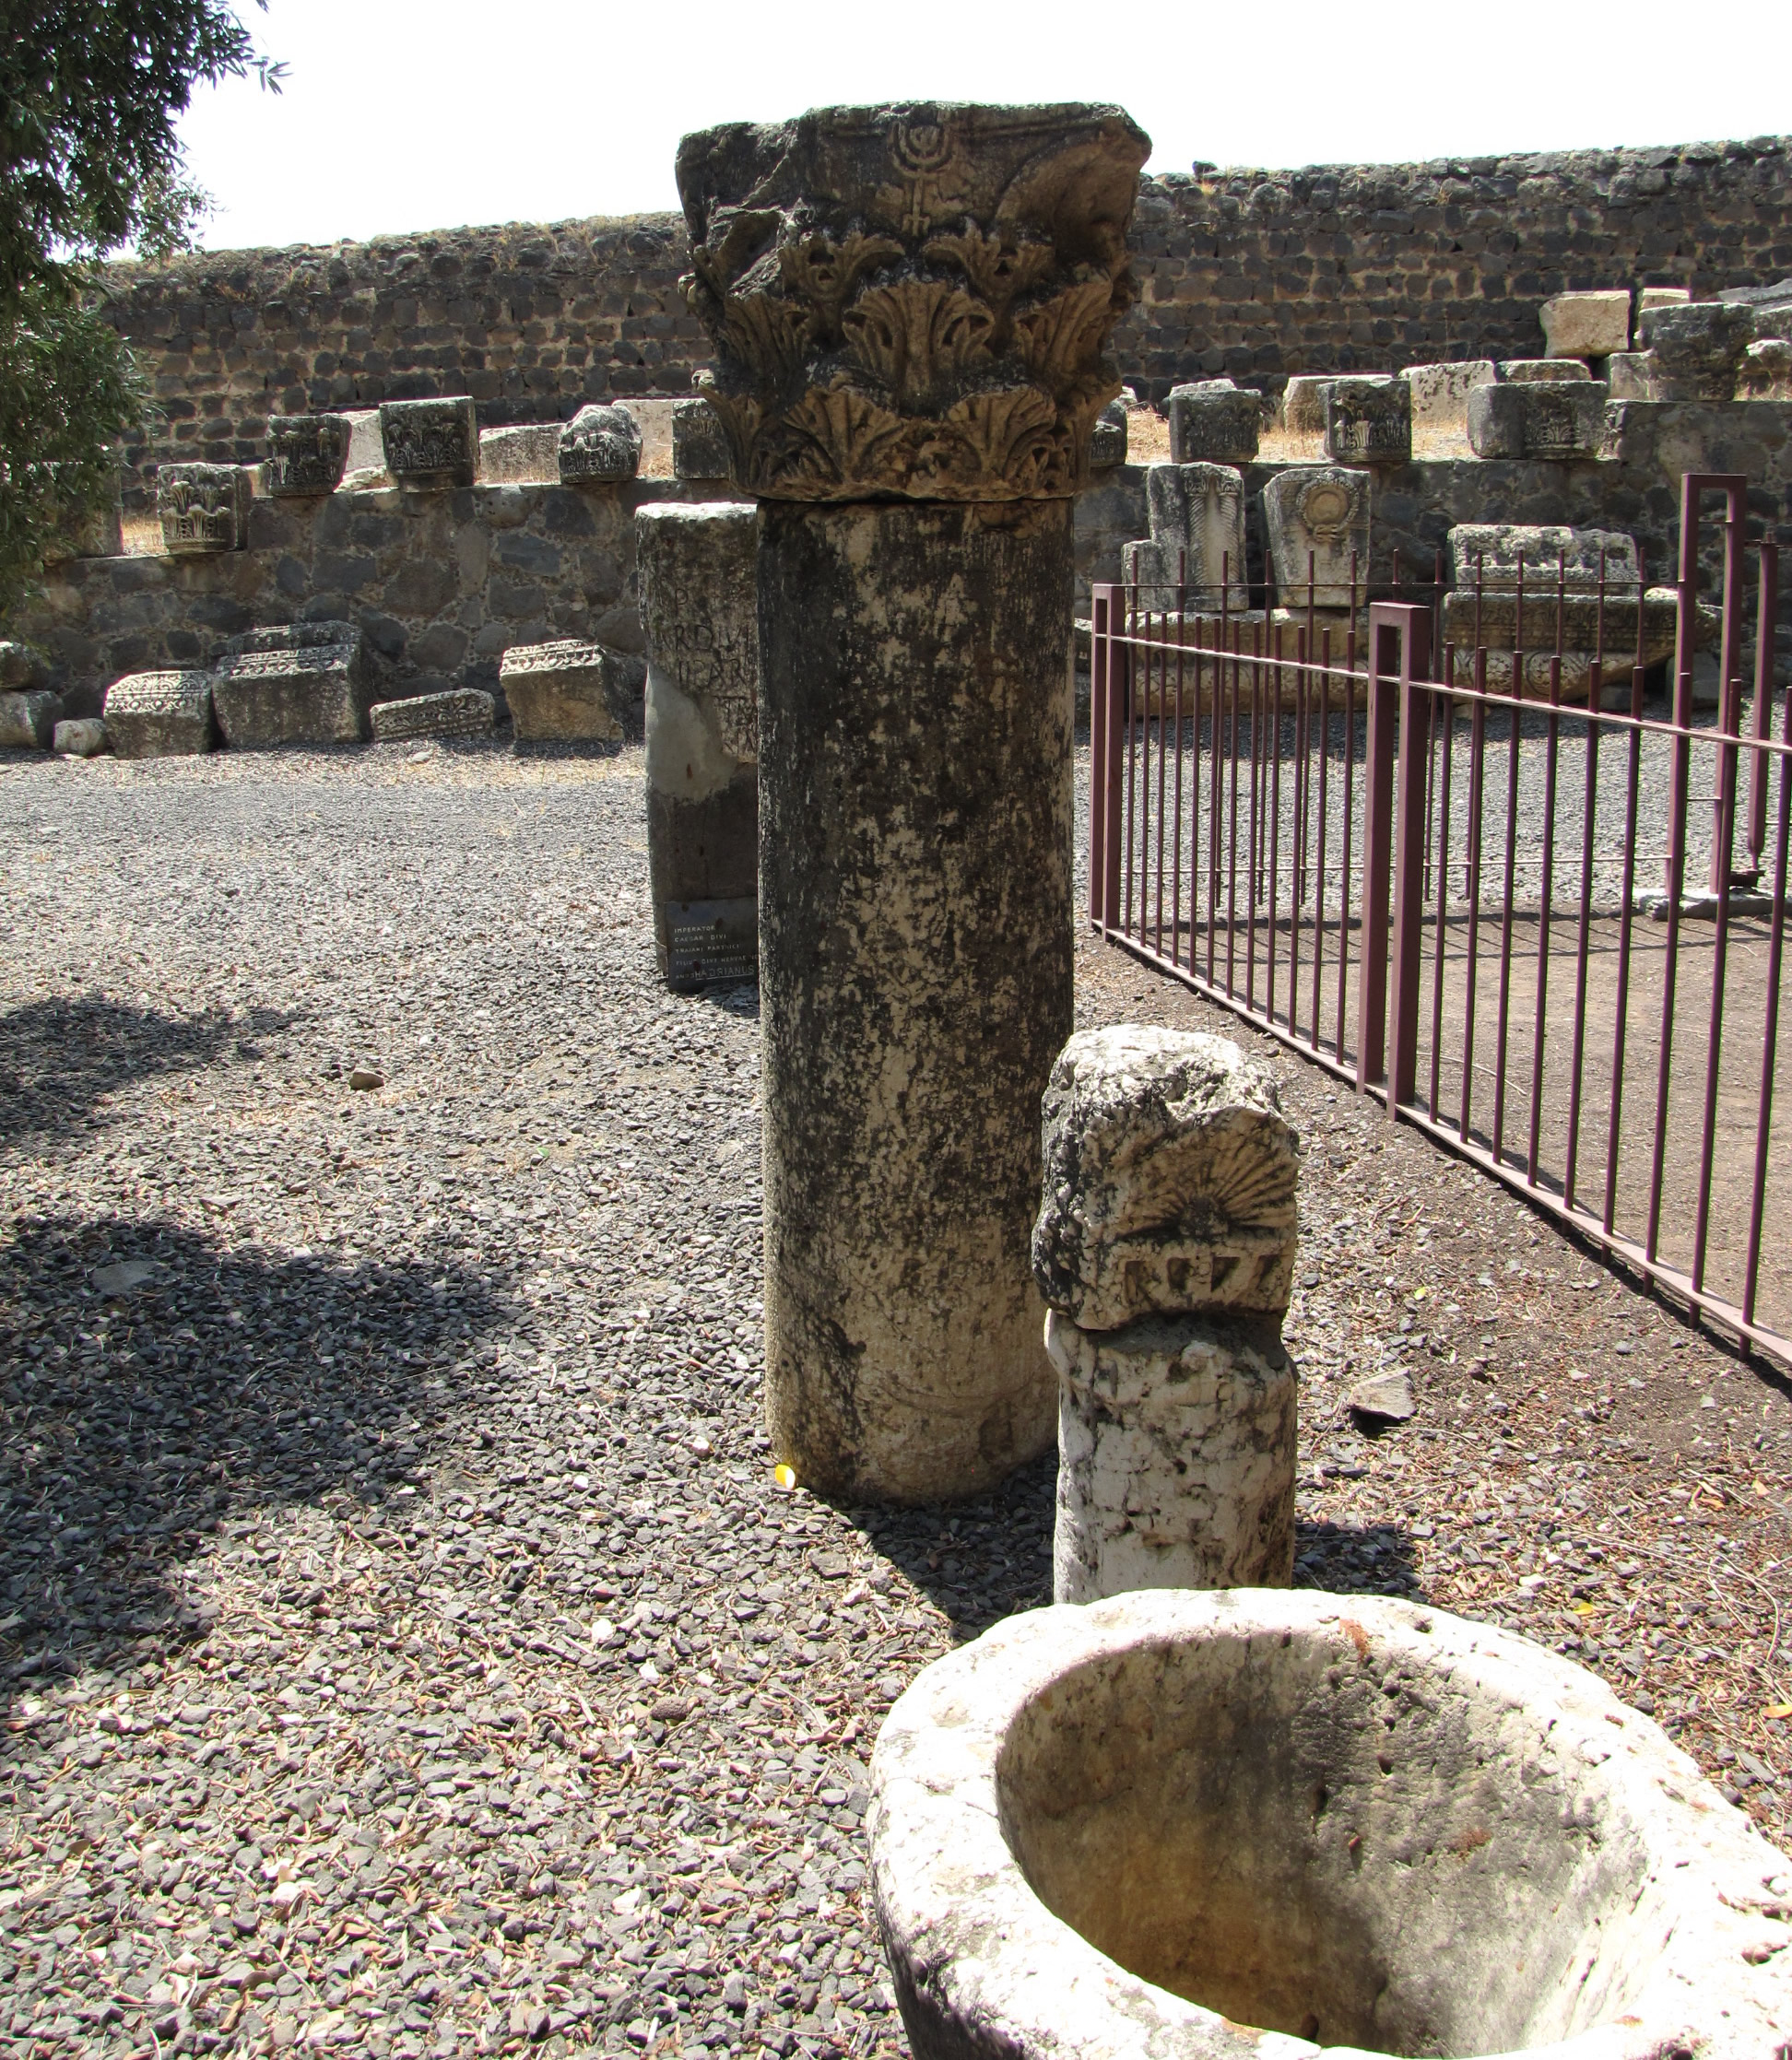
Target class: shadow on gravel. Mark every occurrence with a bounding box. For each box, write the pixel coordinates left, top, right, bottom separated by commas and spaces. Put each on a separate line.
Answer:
859, 1452, 1057, 1638
0, 997, 289, 1145
1294, 1519, 1423, 1599
0, 1212, 513, 1713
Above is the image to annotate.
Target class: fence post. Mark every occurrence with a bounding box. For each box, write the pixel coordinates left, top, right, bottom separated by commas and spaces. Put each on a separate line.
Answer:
1386, 605, 1434, 1109
1357, 606, 1409, 1093
1089, 585, 1127, 929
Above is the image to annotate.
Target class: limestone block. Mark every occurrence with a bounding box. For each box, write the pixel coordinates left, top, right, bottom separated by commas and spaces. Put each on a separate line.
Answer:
1636, 301, 1755, 400
1448, 523, 1640, 591
1606, 350, 1656, 400
379, 397, 478, 487
636, 502, 757, 765
0, 642, 49, 689
1032, 1025, 1297, 1331
1121, 463, 1247, 609
1498, 358, 1592, 383
1263, 465, 1371, 610
867, 1591, 1792, 2060
1090, 400, 1127, 469
677, 101, 1149, 500
370, 689, 497, 741
671, 398, 730, 481
500, 639, 626, 742
1637, 284, 1691, 314
1282, 375, 1338, 435
477, 424, 560, 484
558, 403, 643, 484
1467, 381, 1608, 460
266, 414, 351, 496
1403, 360, 1496, 435
1741, 339, 1792, 400
102, 671, 215, 758
212, 624, 373, 747
1165, 383, 1259, 464
1539, 288, 1631, 358
0, 690, 62, 749
1046, 1308, 1295, 1599
157, 464, 251, 553
53, 718, 108, 757
1324, 376, 1409, 465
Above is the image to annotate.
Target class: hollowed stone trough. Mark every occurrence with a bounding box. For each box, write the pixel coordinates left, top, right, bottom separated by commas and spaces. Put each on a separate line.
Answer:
868, 1591, 1791, 2060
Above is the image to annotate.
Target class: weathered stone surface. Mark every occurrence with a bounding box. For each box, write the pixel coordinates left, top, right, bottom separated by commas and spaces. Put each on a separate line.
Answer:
670, 398, 730, 481
1121, 463, 1248, 609
676, 102, 1149, 501
1448, 523, 1641, 590
1032, 1026, 1297, 1331
477, 423, 560, 483
265, 414, 351, 495
1606, 350, 1656, 400
1165, 383, 1259, 464
369, 688, 496, 741
1636, 301, 1756, 400
1046, 1307, 1295, 1599
1347, 1367, 1416, 1422
636, 502, 759, 987
1324, 375, 1410, 465
1539, 287, 1631, 358
0, 690, 62, 749
102, 670, 215, 758
758, 498, 1074, 1502
212, 623, 372, 747
157, 464, 251, 553
0, 642, 49, 689
1262, 465, 1371, 609
1467, 380, 1609, 459
1404, 360, 1496, 434
379, 396, 478, 486
1637, 284, 1691, 314
1283, 375, 1343, 436
499, 639, 627, 742
1498, 358, 1593, 383
1090, 399, 1127, 468
557, 403, 643, 483
868, 1591, 1792, 2060
53, 717, 108, 756
1741, 338, 1792, 399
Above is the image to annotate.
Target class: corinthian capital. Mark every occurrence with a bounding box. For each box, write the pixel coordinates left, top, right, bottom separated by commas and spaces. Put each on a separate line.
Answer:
676, 102, 1149, 503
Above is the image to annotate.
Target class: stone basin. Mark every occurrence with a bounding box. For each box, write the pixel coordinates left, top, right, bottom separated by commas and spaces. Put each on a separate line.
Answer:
868, 1591, 1791, 2060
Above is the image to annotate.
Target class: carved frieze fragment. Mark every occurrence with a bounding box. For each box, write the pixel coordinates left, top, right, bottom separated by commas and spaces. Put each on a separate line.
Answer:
559, 404, 643, 484
380, 397, 478, 487
102, 670, 216, 758
1323, 376, 1409, 465
675, 101, 1149, 501
157, 465, 252, 554
267, 415, 352, 496
1122, 463, 1247, 609
1262, 466, 1371, 610
1467, 382, 1609, 461
672, 399, 732, 481
1166, 383, 1259, 465
1447, 524, 1640, 592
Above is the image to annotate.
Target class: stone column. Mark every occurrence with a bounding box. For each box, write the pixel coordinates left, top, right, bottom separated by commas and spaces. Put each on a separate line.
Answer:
1031, 1026, 1300, 1600
635, 503, 760, 990
678, 102, 1149, 1502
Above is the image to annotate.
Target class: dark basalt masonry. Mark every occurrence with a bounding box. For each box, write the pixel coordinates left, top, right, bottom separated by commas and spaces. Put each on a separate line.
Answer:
106, 139, 1792, 507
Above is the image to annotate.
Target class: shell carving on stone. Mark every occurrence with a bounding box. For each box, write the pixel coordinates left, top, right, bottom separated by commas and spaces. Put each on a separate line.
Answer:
676, 102, 1149, 501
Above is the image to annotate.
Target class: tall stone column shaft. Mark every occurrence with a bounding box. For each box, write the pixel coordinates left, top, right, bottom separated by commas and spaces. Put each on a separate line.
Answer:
678, 101, 1149, 1502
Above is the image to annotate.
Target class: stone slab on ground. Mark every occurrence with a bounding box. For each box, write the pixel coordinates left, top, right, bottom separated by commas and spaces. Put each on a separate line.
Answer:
101, 669, 215, 757
370, 689, 497, 742
53, 717, 108, 756
212, 630, 372, 747
0, 689, 61, 749
501, 639, 628, 742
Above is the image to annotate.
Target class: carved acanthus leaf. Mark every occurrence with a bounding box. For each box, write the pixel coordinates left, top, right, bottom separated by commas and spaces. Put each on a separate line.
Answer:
778, 227, 904, 339
839, 281, 995, 410
922, 227, 1057, 320
1011, 275, 1120, 388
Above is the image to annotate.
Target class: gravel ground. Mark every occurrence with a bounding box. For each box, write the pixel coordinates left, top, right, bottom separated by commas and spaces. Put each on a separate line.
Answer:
3, 735, 1791, 2060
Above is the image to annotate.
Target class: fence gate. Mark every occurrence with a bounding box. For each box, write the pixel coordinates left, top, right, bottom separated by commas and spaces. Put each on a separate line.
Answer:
1090, 475, 1791, 1365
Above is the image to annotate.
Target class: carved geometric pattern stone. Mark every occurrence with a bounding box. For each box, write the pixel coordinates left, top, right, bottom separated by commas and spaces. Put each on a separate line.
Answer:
266, 415, 351, 496
675, 102, 1149, 502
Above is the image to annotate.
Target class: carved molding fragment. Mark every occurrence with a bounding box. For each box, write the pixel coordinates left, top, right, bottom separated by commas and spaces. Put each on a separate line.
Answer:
676, 102, 1149, 502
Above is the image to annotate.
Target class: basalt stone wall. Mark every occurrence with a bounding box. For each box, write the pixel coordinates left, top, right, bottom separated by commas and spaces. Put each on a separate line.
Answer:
104, 139, 1792, 510
15, 478, 741, 718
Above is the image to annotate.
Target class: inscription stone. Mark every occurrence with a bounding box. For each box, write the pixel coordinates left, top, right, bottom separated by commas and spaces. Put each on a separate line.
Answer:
500, 640, 627, 743
1090, 400, 1127, 469
370, 689, 497, 742
1324, 376, 1410, 465
671, 399, 730, 481
1166, 383, 1259, 465
102, 670, 216, 758
558, 403, 643, 484
380, 397, 478, 487
1262, 465, 1371, 610
266, 415, 351, 496
157, 465, 251, 553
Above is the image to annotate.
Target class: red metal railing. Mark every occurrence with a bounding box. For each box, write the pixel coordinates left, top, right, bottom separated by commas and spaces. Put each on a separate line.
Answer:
1090, 474, 1792, 1364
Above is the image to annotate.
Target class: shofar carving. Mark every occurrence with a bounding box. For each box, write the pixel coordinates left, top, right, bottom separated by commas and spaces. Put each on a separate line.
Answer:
677, 103, 1149, 502
1033, 1026, 1300, 1601
679, 104, 1148, 1504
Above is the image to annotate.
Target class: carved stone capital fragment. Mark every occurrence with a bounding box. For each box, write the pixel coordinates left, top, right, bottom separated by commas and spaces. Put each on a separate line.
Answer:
676, 102, 1149, 502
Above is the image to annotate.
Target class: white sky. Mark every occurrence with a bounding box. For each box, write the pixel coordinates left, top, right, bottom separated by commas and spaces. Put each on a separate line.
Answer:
176, 0, 1792, 253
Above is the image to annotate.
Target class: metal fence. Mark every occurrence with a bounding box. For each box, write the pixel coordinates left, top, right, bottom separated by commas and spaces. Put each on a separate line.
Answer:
1090, 473, 1791, 1365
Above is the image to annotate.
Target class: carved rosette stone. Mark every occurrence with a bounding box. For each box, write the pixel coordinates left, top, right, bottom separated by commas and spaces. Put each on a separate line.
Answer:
676, 103, 1149, 501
